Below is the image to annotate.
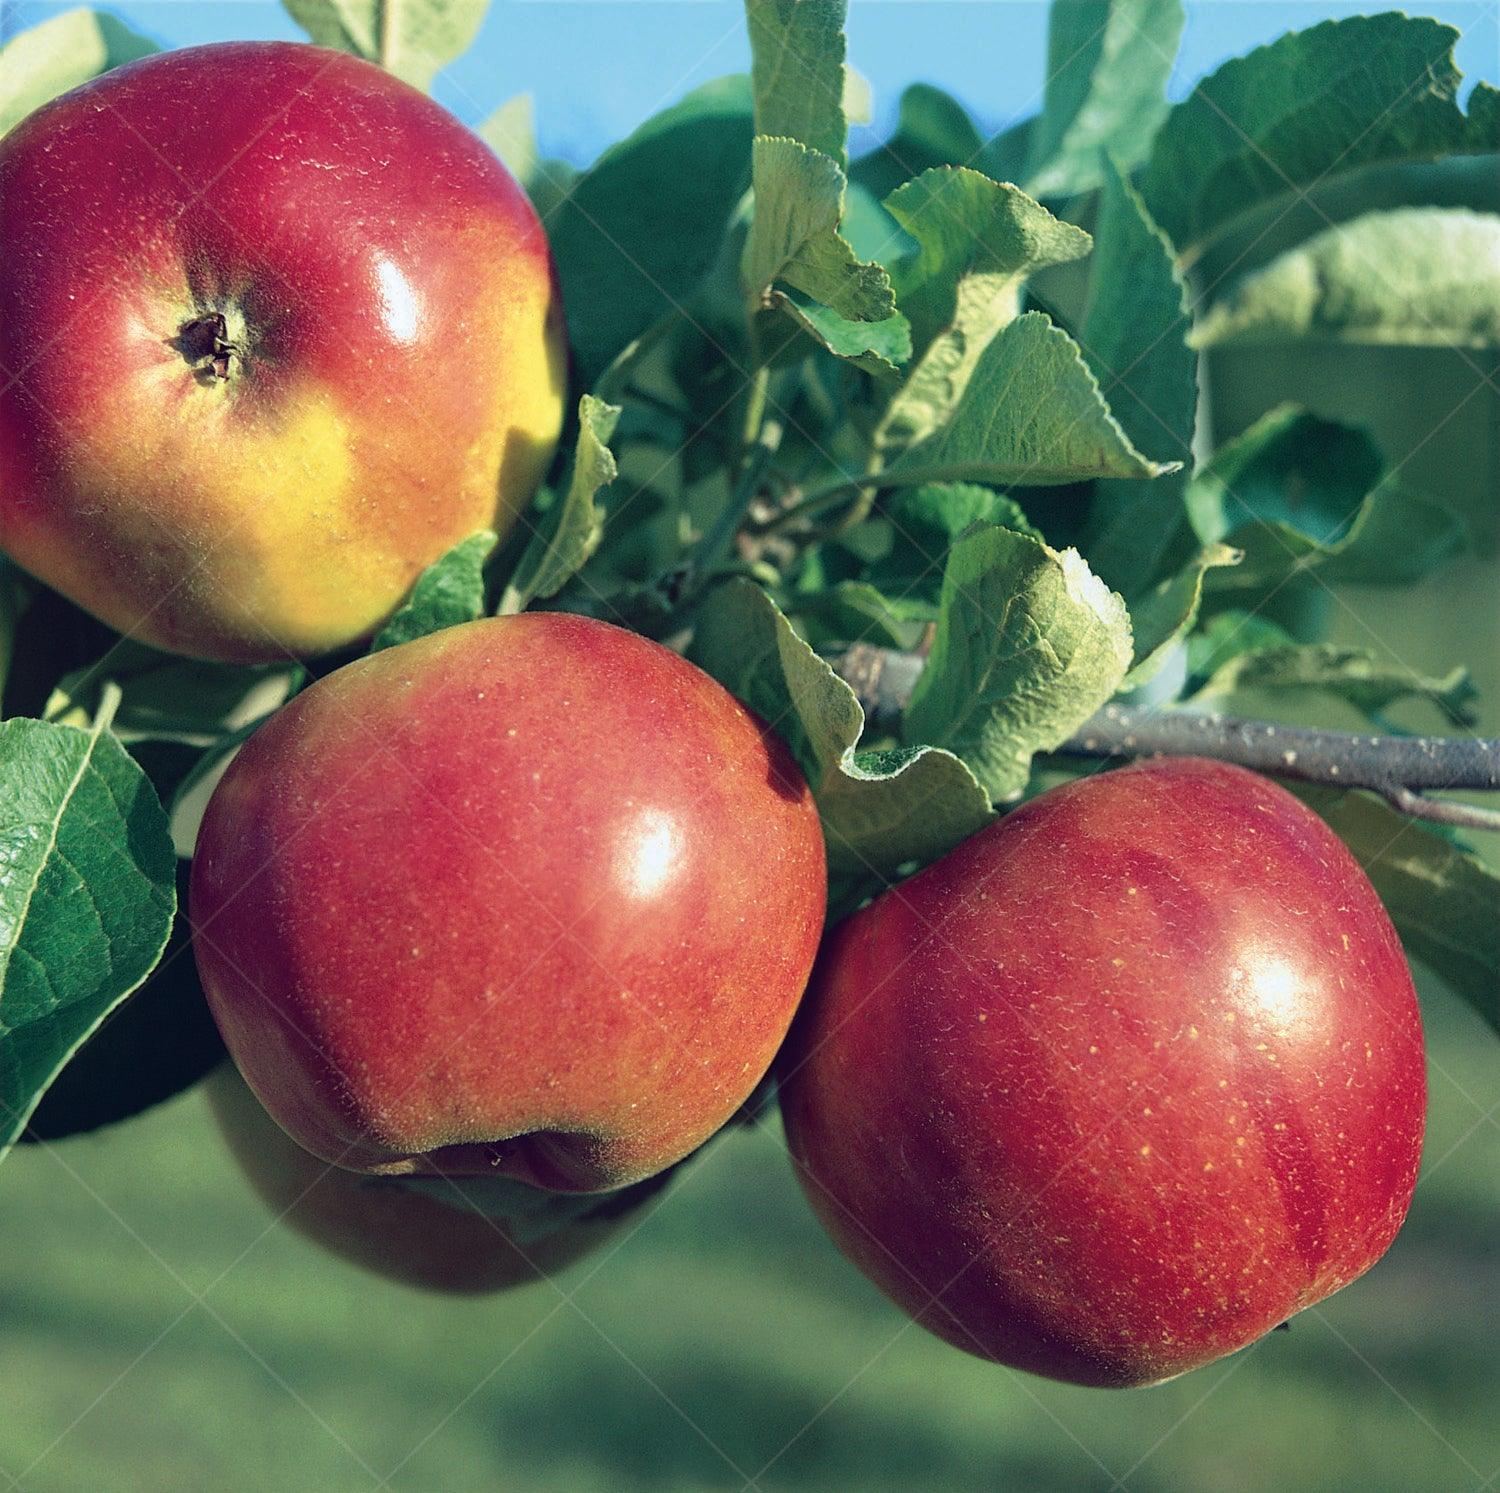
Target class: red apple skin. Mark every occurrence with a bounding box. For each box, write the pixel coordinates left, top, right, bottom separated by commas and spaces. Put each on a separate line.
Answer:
0, 42, 565, 662
206, 1067, 626, 1293
779, 758, 1425, 1388
191, 613, 827, 1191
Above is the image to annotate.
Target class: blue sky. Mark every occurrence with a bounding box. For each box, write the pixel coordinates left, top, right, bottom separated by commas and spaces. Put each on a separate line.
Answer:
10, 1, 1499, 163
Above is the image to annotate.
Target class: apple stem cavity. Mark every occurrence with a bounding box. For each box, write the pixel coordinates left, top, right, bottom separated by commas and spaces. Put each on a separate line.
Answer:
177, 311, 242, 381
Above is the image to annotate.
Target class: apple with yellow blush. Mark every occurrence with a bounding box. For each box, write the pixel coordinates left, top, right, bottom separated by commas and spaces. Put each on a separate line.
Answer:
0, 41, 565, 662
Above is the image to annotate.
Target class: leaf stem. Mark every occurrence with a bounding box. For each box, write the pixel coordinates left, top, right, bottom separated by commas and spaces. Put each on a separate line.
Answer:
92, 680, 124, 737
695, 415, 784, 583
834, 643, 1500, 832
740, 363, 772, 460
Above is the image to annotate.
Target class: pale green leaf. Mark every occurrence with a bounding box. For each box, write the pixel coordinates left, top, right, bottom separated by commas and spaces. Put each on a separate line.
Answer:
886, 168, 1092, 350
1121, 543, 1241, 688
1297, 789, 1499, 1033
500, 397, 620, 614
1025, 0, 1185, 198
842, 65, 872, 129
282, 0, 485, 91
877, 169, 1091, 449
372, 531, 496, 651
690, 580, 992, 880
0, 705, 176, 1155
763, 294, 911, 375
746, 0, 848, 163
817, 745, 993, 884
1192, 208, 1500, 350
743, 136, 896, 321
883, 312, 1174, 490
1143, 15, 1498, 258
904, 527, 1134, 800
0, 8, 157, 138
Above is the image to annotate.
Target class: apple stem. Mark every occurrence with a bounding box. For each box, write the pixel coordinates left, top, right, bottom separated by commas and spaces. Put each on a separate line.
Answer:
835, 643, 1500, 833
178, 313, 242, 380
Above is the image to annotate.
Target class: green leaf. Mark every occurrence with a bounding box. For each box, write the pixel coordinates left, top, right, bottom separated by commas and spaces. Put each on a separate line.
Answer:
1121, 543, 1242, 688
883, 312, 1175, 490
1142, 15, 1498, 258
1081, 160, 1195, 467
1193, 645, 1477, 726
1469, 82, 1500, 146
1192, 208, 1500, 350
500, 397, 621, 614
1189, 406, 1466, 591
743, 136, 897, 321
904, 526, 1133, 800
1185, 610, 1296, 681
850, 83, 985, 202
817, 745, 994, 885
690, 580, 992, 880
788, 580, 926, 651
43, 643, 298, 747
1297, 789, 1500, 1034
746, 0, 848, 163
840, 179, 915, 269
864, 483, 1041, 621
1077, 159, 1196, 597
886, 169, 1091, 352
1025, 0, 1186, 198
0, 8, 157, 138
371, 530, 496, 652
763, 295, 912, 376
549, 76, 754, 387
0, 701, 176, 1155
876, 170, 1092, 449
281, 0, 485, 91
20, 863, 224, 1143
477, 93, 537, 186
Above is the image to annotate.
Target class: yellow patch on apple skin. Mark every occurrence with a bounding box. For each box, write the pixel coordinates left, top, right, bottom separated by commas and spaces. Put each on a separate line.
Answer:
66, 368, 399, 658
457, 263, 568, 550
20, 245, 565, 661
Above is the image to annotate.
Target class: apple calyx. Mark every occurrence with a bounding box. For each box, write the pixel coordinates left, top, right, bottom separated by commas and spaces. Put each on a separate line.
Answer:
177, 311, 243, 381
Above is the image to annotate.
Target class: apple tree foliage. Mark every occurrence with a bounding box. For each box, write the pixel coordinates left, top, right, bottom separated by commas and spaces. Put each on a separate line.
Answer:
0, 0, 1497, 1158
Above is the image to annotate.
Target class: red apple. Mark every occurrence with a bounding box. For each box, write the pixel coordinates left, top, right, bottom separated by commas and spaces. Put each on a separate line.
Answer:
779, 758, 1425, 1388
206, 1067, 637, 1293
0, 41, 565, 662
191, 613, 827, 1190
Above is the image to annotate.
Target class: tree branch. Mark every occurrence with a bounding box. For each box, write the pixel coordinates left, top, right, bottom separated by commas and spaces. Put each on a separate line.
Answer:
834, 643, 1500, 833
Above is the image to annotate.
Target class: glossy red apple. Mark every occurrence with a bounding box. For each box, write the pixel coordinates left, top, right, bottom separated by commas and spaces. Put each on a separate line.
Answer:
206, 1067, 637, 1293
779, 758, 1425, 1388
191, 613, 827, 1190
0, 42, 565, 662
